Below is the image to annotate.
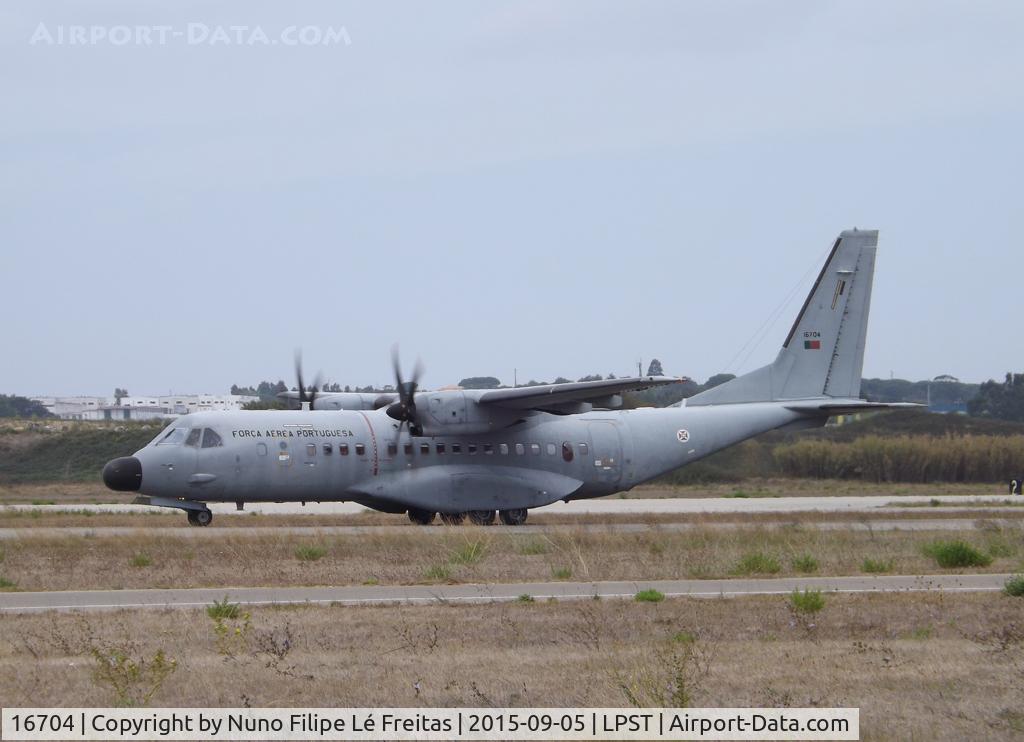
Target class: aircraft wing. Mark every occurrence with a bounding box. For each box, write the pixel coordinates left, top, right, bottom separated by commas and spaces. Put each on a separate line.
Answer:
475, 375, 686, 411
784, 400, 926, 416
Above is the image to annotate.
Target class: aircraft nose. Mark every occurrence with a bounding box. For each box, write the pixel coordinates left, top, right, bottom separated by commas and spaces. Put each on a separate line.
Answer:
102, 456, 142, 491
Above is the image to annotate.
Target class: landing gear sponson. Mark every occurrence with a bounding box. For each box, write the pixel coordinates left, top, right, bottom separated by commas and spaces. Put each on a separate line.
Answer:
407, 508, 525, 526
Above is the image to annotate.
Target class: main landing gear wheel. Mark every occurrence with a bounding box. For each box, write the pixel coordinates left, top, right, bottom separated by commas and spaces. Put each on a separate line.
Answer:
468, 509, 496, 526
440, 512, 466, 526
187, 510, 213, 527
498, 508, 528, 526
407, 508, 436, 525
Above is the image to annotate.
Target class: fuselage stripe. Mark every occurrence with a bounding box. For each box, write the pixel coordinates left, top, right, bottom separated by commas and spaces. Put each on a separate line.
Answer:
358, 411, 379, 476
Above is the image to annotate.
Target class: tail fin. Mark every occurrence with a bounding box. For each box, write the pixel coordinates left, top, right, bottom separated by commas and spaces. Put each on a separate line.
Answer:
689, 229, 878, 405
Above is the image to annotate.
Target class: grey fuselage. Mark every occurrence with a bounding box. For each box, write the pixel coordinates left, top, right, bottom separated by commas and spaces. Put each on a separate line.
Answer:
130, 401, 804, 513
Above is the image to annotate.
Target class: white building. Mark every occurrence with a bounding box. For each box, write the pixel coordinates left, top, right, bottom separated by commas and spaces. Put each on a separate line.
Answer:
32, 393, 260, 420
120, 393, 260, 415
30, 396, 113, 419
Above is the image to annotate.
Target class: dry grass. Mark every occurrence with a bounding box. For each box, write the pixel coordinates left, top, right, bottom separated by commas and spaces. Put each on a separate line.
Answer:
0, 592, 1021, 740
630, 479, 999, 499
1, 523, 1020, 591
0, 478, 1000, 506
774, 435, 1024, 483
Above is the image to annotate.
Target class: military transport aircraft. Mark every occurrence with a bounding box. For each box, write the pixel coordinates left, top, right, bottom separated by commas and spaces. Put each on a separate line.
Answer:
104, 229, 912, 526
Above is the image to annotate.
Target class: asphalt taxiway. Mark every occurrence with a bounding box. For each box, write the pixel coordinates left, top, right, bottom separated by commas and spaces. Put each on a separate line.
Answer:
0, 573, 1011, 613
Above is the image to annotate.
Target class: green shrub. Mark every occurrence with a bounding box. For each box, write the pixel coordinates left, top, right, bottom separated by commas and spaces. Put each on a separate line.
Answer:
734, 552, 781, 575
551, 566, 572, 580
1004, 575, 1024, 597
206, 597, 240, 620
517, 539, 548, 555
450, 539, 487, 565
789, 589, 826, 614
634, 589, 665, 603
294, 544, 327, 562
791, 554, 819, 573
517, 594, 535, 603
424, 564, 451, 581
861, 558, 894, 574
0, 576, 15, 590
129, 553, 152, 568
671, 631, 696, 644
923, 540, 993, 568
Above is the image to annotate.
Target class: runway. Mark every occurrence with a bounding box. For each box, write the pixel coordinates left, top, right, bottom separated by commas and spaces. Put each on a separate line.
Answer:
2, 494, 1020, 517
0, 517, 1019, 540
0, 573, 1011, 613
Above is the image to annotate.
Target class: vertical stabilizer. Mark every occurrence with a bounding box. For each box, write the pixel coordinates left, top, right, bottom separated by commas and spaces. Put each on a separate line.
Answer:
688, 229, 878, 405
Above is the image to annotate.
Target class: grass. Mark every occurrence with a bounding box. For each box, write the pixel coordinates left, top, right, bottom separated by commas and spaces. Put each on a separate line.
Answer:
129, 552, 152, 568
516, 594, 535, 603
2, 591, 1020, 739
791, 554, 819, 573
634, 589, 665, 603
294, 544, 327, 562
0, 575, 16, 590
733, 552, 781, 575
789, 589, 826, 614
923, 540, 994, 568
1004, 575, 1024, 597
205, 597, 240, 620
424, 564, 451, 581
516, 538, 549, 555
449, 539, 487, 566
861, 558, 894, 574
0, 523, 1017, 592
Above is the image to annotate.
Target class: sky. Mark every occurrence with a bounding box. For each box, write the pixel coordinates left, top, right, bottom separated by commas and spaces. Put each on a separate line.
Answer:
2, 1, 1022, 396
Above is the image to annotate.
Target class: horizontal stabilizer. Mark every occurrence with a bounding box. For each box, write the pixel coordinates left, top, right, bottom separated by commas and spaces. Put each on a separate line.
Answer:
784, 401, 925, 416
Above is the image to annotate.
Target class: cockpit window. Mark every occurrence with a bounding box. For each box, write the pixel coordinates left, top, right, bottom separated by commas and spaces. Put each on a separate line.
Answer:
185, 428, 202, 447
156, 428, 186, 446
201, 429, 223, 448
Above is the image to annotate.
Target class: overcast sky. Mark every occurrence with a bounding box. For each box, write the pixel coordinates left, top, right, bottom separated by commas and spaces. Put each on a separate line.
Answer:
2, 1, 1022, 396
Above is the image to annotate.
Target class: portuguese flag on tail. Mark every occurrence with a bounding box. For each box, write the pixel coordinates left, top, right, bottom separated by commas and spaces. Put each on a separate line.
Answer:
804, 340, 821, 350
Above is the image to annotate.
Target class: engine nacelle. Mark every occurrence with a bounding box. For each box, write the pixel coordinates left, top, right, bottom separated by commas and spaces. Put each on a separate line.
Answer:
415, 391, 522, 436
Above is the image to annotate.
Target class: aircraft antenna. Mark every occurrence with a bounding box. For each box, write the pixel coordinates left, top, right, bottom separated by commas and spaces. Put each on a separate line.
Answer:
723, 245, 831, 375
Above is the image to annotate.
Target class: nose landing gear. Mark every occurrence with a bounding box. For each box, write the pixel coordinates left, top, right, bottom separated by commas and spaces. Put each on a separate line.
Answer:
187, 509, 213, 527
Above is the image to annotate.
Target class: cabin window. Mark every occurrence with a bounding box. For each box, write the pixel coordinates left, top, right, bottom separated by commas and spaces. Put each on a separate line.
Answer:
515, 443, 525, 455
451, 443, 462, 454
562, 442, 574, 462
530, 443, 541, 455
546, 443, 556, 456
420, 443, 430, 455
157, 428, 186, 446
468, 444, 477, 454
483, 444, 494, 455
436, 443, 446, 454
499, 443, 509, 455
339, 443, 349, 455
404, 442, 413, 455
185, 428, 202, 447
323, 443, 333, 455
355, 443, 366, 456
202, 429, 223, 448
578, 442, 589, 456
306, 443, 316, 457
387, 442, 398, 456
